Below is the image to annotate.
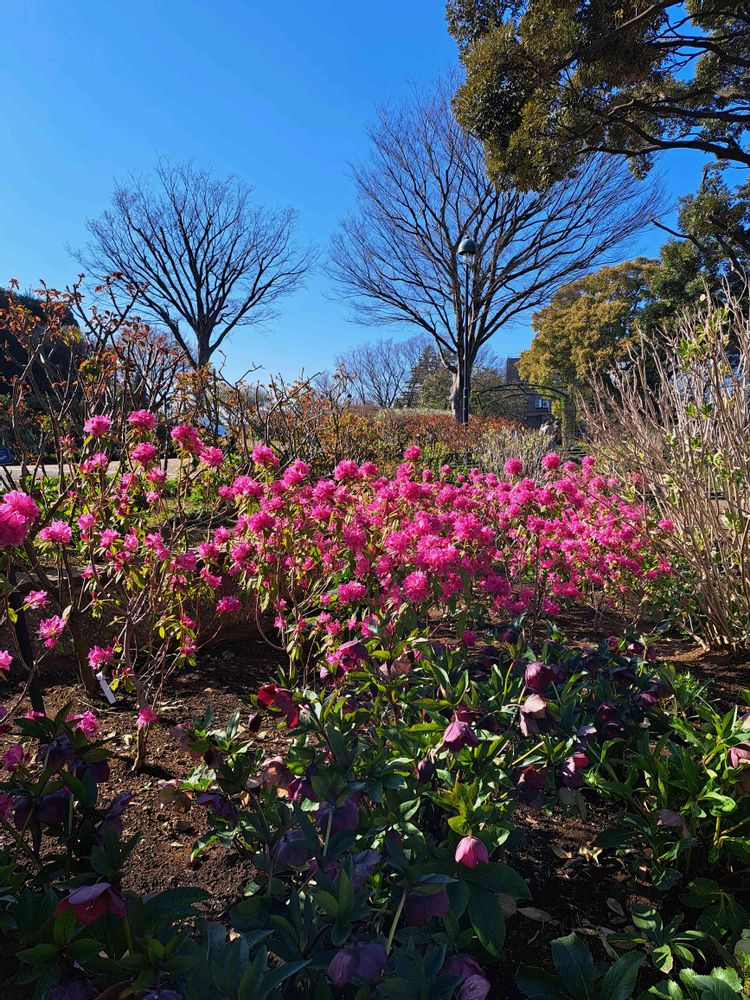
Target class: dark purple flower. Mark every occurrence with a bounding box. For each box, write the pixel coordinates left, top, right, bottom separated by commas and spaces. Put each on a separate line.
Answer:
316, 798, 359, 836
50, 974, 96, 1000
98, 791, 132, 837
257, 684, 299, 728
523, 661, 557, 692
403, 886, 450, 926
328, 940, 387, 986
442, 710, 479, 751
286, 775, 317, 802
559, 751, 591, 789
352, 848, 381, 887
443, 955, 491, 999
72, 758, 110, 785
595, 702, 625, 739
656, 809, 690, 838
195, 792, 237, 823
55, 882, 127, 925
13, 794, 34, 830
37, 734, 75, 772
516, 764, 549, 804
273, 827, 309, 868
37, 789, 70, 825
416, 756, 435, 783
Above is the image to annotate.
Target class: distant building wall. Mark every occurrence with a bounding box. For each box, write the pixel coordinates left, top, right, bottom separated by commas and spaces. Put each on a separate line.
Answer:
505, 358, 552, 429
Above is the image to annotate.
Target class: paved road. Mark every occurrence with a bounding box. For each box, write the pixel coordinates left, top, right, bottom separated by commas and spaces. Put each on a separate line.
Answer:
0, 459, 184, 482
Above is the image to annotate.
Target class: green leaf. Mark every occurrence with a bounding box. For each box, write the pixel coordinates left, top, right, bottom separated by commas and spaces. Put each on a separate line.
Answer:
515, 965, 565, 1000
551, 933, 594, 999
652, 945, 674, 973
601, 951, 646, 1000
467, 885, 505, 957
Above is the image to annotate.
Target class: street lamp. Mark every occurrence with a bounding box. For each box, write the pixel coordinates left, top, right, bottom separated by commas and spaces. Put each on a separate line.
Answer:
457, 237, 476, 424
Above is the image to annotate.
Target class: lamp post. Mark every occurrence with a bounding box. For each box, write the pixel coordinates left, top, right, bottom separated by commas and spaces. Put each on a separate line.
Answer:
457, 237, 476, 424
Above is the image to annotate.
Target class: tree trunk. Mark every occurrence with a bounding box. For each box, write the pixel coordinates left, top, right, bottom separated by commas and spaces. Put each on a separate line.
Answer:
68, 612, 99, 697
449, 365, 471, 422
561, 394, 576, 448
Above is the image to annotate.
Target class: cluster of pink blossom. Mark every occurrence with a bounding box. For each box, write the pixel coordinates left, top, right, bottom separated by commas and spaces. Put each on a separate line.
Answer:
4, 414, 672, 745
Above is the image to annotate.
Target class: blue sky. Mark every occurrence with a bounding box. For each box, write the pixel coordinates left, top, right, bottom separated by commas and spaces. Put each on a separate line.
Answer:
1, 1, 707, 381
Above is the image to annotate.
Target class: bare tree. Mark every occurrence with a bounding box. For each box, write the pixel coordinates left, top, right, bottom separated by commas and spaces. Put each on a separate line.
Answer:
79, 160, 316, 368
337, 333, 429, 407
329, 78, 662, 419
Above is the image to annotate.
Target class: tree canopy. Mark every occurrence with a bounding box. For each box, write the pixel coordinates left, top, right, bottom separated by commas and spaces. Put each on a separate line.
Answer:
448, 2, 750, 190
518, 259, 660, 435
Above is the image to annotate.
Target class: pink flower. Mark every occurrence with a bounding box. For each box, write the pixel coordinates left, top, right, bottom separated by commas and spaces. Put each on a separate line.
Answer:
38, 520, 72, 545
84, 415, 112, 437
402, 571, 429, 602
333, 459, 361, 482
338, 581, 367, 604
0, 650, 12, 672
504, 457, 524, 478
130, 441, 157, 466
455, 835, 490, 869
3, 491, 39, 524
251, 443, 280, 467
658, 518, 675, 533
39, 615, 66, 649
137, 706, 158, 729
541, 452, 561, 472
216, 596, 241, 613
403, 445, 422, 461
26, 590, 48, 610
171, 424, 202, 453
88, 645, 114, 670
0, 490, 38, 547
200, 446, 224, 468
55, 882, 127, 925
128, 409, 157, 431
68, 711, 98, 739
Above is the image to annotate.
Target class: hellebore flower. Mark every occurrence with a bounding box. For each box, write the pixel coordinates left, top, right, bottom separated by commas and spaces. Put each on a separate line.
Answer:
195, 792, 237, 823
257, 684, 300, 728
50, 975, 97, 1000
595, 702, 626, 740
443, 955, 492, 1000
36, 789, 70, 826
328, 940, 387, 987
97, 791, 132, 837
404, 886, 450, 927
157, 779, 192, 813
316, 798, 359, 836
656, 809, 690, 839
55, 882, 127, 925
416, 756, 435, 784
351, 849, 381, 887
273, 827, 309, 868
516, 764, 549, 805
455, 835, 489, 869
260, 756, 293, 789
519, 694, 550, 737
728, 743, 750, 794
37, 733, 75, 772
523, 661, 557, 692
559, 750, 591, 789
442, 709, 479, 751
